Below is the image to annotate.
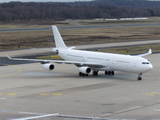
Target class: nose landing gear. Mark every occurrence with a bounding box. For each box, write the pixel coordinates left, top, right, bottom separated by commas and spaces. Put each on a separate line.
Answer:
137, 73, 142, 80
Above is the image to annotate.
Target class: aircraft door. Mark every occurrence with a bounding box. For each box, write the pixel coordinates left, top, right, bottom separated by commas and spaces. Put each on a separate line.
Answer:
111, 57, 116, 65
133, 59, 137, 68
130, 59, 138, 72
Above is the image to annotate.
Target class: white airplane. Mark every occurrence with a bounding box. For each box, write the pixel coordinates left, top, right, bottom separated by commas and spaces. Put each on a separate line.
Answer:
6, 25, 153, 80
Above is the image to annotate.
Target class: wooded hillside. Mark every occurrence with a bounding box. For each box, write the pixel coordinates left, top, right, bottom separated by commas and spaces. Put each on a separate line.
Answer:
0, 0, 160, 22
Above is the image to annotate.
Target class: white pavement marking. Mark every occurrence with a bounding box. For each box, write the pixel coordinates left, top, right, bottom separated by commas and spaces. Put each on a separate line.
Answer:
154, 109, 160, 112
0, 98, 5, 100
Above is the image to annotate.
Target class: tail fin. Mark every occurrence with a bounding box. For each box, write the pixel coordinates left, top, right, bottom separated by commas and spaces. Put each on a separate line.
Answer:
52, 25, 67, 49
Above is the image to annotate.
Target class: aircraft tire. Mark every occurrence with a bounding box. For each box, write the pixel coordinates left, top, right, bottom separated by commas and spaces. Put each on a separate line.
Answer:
105, 71, 108, 75
108, 71, 111, 75
105, 71, 114, 76
93, 71, 98, 76
137, 77, 142, 81
112, 71, 114, 75
79, 72, 82, 76
79, 72, 88, 77
82, 73, 85, 76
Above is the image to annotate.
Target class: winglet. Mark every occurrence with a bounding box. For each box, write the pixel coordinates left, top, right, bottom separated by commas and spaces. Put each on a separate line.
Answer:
31, 48, 54, 52
136, 49, 152, 57
148, 49, 152, 54
5, 54, 13, 60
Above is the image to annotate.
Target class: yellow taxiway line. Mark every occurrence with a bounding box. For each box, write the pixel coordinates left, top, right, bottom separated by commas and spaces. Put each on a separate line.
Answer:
0, 64, 22, 78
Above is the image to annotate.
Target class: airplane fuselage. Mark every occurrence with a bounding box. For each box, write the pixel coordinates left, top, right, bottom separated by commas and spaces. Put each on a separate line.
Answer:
58, 49, 153, 74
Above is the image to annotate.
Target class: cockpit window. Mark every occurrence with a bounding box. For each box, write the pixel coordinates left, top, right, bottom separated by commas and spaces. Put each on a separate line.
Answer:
142, 62, 150, 64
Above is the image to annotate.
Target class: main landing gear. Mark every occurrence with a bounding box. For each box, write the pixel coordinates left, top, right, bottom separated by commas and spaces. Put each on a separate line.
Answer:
92, 71, 115, 76
79, 72, 88, 76
105, 71, 114, 76
137, 73, 142, 81
93, 71, 98, 76
79, 70, 143, 81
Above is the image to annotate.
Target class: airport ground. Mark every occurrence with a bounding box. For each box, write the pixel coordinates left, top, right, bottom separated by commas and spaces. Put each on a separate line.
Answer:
1, 18, 160, 119
0, 42, 160, 120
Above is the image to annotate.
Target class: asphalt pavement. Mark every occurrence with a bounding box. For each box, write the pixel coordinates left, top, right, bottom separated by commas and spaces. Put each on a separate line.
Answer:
1, 23, 160, 32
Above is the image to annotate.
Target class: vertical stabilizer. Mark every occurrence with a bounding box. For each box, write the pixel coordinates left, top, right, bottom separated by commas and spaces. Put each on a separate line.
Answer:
52, 25, 67, 49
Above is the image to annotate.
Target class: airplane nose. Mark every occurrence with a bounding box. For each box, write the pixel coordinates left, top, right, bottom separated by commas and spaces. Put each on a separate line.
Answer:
148, 64, 153, 70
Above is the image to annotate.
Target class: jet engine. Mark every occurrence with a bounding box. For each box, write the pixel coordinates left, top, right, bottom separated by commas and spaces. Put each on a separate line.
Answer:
42, 63, 54, 71
78, 66, 91, 74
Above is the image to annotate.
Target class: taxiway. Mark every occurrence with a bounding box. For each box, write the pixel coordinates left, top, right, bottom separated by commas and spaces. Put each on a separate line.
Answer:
1, 23, 160, 32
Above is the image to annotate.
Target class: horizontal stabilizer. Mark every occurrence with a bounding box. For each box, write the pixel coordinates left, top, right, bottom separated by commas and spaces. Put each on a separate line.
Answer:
68, 46, 76, 49
31, 48, 54, 52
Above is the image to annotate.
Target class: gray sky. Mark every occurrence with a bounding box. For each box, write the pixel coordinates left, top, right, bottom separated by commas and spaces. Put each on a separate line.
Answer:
0, 0, 92, 3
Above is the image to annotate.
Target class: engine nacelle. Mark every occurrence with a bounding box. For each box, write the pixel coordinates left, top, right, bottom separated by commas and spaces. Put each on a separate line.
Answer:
42, 63, 54, 71
78, 66, 91, 74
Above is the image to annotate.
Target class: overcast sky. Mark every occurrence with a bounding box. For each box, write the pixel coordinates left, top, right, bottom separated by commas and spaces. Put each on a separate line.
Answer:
0, 0, 92, 3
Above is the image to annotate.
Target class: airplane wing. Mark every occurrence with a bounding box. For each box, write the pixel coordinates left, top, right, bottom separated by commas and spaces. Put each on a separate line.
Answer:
58, 114, 109, 119
136, 49, 152, 57
6, 55, 104, 67
10, 113, 58, 120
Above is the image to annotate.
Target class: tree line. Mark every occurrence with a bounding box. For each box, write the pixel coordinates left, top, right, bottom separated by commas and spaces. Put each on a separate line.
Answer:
0, 0, 160, 22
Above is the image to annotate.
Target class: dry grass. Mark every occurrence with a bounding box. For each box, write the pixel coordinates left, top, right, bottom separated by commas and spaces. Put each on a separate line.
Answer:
97, 44, 160, 55
60, 26, 160, 45
0, 30, 53, 49
0, 20, 70, 29
1, 21, 160, 50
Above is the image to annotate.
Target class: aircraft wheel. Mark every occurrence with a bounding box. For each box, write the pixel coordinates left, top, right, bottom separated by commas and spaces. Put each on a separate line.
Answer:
82, 73, 85, 76
137, 77, 142, 81
108, 71, 111, 75
79, 72, 82, 76
79, 72, 88, 77
93, 71, 98, 76
105, 71, 108, 75
137, 73, 142, 80
105, 71, 114, 76
111, 71, 114, 75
